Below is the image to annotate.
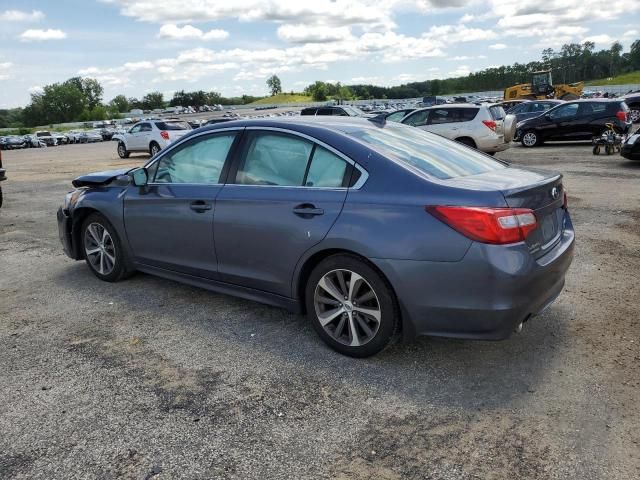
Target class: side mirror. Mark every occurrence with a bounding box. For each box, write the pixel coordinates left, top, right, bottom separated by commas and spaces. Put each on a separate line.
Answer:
130, 168, 148, 187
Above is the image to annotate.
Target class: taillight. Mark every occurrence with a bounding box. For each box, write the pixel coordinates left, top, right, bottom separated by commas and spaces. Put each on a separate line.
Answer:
482, 120, 497, 132
426, 206, 538, 245
616, 111, 627, 122
160, 131, 170, 140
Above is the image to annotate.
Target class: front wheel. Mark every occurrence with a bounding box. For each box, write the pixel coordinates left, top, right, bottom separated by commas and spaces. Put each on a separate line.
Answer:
117, 142, 130, 159
82, 213, 133, 282
305, 254, 399, 357
521, 130, 540, 148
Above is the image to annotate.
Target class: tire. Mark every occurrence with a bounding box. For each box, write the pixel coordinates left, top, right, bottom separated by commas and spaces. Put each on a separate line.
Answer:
0, 186, 3, 208
455, 137, 476, 149
593, 145, 601, 155
629, 107, 640, 124
605, 145, 614, 155
149, 142, 161, 157
305, 254, 399, 357
81, 213, 133, 282
521, 130, 540, 148
117, 142, 130, 159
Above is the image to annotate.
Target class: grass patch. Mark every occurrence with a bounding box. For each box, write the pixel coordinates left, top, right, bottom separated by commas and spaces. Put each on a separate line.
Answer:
586, 71, 640, 86
250, 93, 312, 105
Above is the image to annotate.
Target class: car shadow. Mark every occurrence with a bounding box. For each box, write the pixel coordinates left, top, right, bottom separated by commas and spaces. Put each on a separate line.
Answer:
55, 262, 568, 411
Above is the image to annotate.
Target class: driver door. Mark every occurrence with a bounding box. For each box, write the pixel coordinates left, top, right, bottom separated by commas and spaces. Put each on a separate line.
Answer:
545, 103, 579, 140
123, 130, 241, 279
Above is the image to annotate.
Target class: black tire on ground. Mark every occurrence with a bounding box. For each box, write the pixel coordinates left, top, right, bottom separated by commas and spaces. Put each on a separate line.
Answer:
117, 142, 130, 159
521, 130, 541, 148
605, 145, 614, 155
305, 254, 400, 357
0, 186, 3, 208
149, 142, 160, 157
81, 213, 134, 282
593, 145, 601, 155
455, 137, 477, 149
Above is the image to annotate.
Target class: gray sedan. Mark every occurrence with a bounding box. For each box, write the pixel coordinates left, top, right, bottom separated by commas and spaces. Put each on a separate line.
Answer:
57, 118, 574, 357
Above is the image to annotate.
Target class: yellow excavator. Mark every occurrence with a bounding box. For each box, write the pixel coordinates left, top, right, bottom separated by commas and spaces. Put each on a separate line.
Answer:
504, 70, 583, 101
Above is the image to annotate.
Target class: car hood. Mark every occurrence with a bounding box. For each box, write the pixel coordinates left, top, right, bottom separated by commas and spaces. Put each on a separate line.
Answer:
72, 168, 131, 188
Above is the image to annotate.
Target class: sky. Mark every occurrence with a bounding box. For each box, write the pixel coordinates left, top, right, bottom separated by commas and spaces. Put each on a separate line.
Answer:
0, 0, 639, 108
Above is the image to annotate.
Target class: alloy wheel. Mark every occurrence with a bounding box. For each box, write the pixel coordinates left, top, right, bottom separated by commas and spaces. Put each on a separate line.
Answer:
84, 222, 116, 276
313, 269, 381, 347
151, 144, 160, 156
118, 144, 126, 157
522, 132, 537, 147
630, 109, 640, 123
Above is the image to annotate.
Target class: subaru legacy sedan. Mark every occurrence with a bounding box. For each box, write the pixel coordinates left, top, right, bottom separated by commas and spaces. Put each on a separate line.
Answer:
57, 118, 574, 357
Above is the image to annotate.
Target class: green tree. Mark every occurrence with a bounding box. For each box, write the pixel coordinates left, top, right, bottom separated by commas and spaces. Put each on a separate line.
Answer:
109, 95, 129, 113
142, 91, 164, 110
266, 75, 282, 96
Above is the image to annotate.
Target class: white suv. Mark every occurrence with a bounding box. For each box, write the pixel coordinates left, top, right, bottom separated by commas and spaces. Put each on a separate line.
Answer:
113, 120, 191, 158
400, 104, 516, 154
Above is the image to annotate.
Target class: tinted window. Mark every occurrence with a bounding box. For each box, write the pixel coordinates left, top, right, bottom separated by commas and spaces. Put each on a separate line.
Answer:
235, 133, 313, 186
316, 108, 334, 116
139, 123, 152, 132
578, 102, 606, 115
429, 108, 479, 124
305, 146, 347, 187
154, 133, 235, 184
349, 124, 506, 180
332, 108, 349, 116
508, 103, 527, 114
402, 110, 429, 127
155, 121, 191, 130
386, 110, 411, 123
549, 103, 579, 120
300, 108, 317, 116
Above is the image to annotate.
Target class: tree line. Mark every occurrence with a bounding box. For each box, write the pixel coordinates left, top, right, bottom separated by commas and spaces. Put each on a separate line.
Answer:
2, 38, 638, 128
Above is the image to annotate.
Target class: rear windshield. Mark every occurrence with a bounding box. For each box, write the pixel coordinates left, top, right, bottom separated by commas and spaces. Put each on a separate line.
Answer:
349, 124, 507, 180
489, 105, 506, 120
154, 121, 191, 130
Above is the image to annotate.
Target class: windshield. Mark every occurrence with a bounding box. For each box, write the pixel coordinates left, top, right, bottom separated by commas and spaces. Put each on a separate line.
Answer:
342, 105, 366, 117
349, 124, 507, 180
155, 121, 191, 130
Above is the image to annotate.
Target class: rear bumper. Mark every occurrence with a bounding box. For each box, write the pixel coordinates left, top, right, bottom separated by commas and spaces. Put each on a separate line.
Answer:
621, 142, 640, 160
372, 212, 575, 340
476, 134, 511, 153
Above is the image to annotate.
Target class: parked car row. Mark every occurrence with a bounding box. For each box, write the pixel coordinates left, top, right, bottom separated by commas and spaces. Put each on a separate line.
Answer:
0, 129, 108, 150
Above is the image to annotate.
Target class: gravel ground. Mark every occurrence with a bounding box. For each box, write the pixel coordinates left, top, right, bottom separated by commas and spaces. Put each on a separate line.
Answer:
0, 137, 639, 480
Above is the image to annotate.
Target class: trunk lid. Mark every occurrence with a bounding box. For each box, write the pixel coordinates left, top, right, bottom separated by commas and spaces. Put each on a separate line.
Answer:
446, 166, 565, 258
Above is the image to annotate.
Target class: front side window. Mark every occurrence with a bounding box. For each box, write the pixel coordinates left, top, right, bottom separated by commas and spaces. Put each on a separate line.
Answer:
154, 133, 236, 184
129, 125, 141, 134
139, 123, 152, 132
235, 133, 313, 186
549, 103, 579, 120
402, 110, 429, 127
429, 109, 454, 124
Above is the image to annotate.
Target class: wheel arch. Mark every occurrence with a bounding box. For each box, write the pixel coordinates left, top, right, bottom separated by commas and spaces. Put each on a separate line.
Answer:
454, 136, 477, 148
70, 206, 101, 259
293, 247, 409, 337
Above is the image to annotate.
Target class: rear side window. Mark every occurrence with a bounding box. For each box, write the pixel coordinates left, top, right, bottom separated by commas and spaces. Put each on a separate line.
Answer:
430, 108, 479, 124
155, 121, 191, 130
489, 106, 506, 120
349, 124, 506, 180
316, 108, 334, 116
549, 103, 579, 120
154, 133, 236, 184
305, 147, 347, 187
300, 108, 317, 116
235, 133, 313, 186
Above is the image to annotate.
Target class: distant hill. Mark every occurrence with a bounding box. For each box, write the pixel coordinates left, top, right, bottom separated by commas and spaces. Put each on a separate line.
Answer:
250, 94, 312, 105
586, 71, 640, 86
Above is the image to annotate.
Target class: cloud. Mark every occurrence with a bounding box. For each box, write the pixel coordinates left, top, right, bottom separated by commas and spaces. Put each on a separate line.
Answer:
448, 65, 472, 77
581, 34, 614, 46
488, 43, 507, 50
19, 29, 67, 42
158, 24, 229, 41
458, 13, 474, 23
277, 24, 351, 43
0, 62, 13, 69
0, 9, 44, 22
28, 86, 44, 94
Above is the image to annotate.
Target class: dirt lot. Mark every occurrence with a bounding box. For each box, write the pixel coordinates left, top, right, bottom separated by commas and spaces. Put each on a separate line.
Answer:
1, 137, 639, 480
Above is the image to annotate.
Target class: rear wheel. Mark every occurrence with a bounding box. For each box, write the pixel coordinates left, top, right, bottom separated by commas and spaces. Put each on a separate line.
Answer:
593, 145, 601, 155
305, 254, 399, 357
455, 137, 477, 149
117, 142, 130, 159
149, 142, 160, 157
521, 130, 540, 148
81, 213, 133, 282
629, 107, 640, 124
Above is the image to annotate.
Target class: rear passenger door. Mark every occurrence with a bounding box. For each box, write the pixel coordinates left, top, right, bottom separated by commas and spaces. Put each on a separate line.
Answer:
213, 129, 354, 297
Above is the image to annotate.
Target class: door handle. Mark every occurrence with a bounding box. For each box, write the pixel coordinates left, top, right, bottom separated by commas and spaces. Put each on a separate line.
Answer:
190, 200, 212, 212
293, 203, 324, 217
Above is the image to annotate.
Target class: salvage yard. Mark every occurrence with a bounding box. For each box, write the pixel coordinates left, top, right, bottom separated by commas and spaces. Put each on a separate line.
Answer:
1, 139, 639, 479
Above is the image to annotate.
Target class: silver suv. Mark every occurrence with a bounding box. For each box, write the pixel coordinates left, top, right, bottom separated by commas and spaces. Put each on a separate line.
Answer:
401, 104, 516, 154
